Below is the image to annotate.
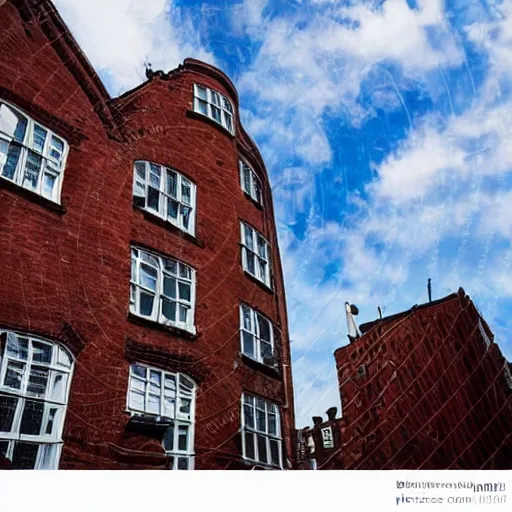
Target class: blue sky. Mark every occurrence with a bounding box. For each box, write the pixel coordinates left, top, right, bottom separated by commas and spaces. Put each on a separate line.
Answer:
54, 0, 512, 427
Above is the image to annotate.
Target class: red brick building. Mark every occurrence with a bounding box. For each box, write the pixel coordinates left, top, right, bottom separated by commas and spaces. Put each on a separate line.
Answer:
0, 0, 295, 469
334, 289, 512, 469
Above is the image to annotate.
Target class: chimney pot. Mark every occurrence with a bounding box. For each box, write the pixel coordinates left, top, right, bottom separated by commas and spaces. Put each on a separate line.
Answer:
326, 407, 337, 421
312, 416, 323, 426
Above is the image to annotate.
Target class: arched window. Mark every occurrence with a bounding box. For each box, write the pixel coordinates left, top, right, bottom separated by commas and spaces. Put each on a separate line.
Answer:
127, 363, 196, 470
0, 331, 74, 469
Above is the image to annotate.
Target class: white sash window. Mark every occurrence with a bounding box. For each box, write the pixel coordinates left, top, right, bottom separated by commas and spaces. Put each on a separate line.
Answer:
193, 84, 234, 134
0, 101, 68, 203
0, 331, 73, 469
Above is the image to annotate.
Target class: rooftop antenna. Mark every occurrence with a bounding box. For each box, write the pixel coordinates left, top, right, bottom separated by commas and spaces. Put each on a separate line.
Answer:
345, 302, 362, 344
377, 306, 383, 320
428, 278, 432, 303
144, 60, 153, 79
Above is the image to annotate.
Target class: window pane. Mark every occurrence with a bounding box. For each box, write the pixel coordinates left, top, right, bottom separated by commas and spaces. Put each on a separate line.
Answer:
241, 305, 252, 331
179, 264, 191, 279
163, 424, 174, 451
196, 86, 207, 100
223, 97, 233, 113
243, 404, 254, 429
178, 425, 188, 451
23, 151, 42, 190
147, 394, 159, 415
32, 341, 52, 364
0, 104, 27, 142
225, 113, 233, 132
270, 439, 280, 466
178, 398, 191, 420
27, 366, 49, 397
149, 371, 161, 394
242, 332, 255, 357
196, 99, 207, 115
257, 316, 271, 342
165, 374, 176, 394
178, 282, 190, 302
139, 292, 155, 316
147, 187, 160, 211
42, 172, 56, 199
261, 341, 273, 360
162, 299, 176, 322
243, 167, 251, 192
257, 435, 268, 463
0, 141, 21, 180
139, 264, 157, 291
164, 259, 178, 276
179, 375, 194, 396
7, 334, 28, 360
0, 440, 8, 457
129, 390, 145, 411
247, 253, 256, 274
181, 205, 191, 229
268, 413, 277, 436
45, 408, 57, 435
257, 237, 267, 258
177, 457, 189, 470
57, 347, 72, 369
245, 432, 255, 460
168, 199, 179, 219
33, 125, 47, 153
0, 395, 18, 432
258, 259, 267, 281
49, 136, 64, 162
12, 442, 39, 469
49, 372, 67, 403
181, 181, 191, 205
4, 361, 25, 390
179, 305, 188, 323
163, 396, 175, 418
211, 106, 221, 122
166, 170, 177, 197
39, 443, 57, 469
243, 225, 254, 249
131, 364, 146, 379
163, 276, 176, 299
243, 394, 254, 406
256, 408, 266, 432
20, 400, 44, 435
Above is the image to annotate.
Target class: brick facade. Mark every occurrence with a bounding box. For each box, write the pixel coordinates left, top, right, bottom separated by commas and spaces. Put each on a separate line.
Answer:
0, 0, 295, 469
334, 289, 512, 469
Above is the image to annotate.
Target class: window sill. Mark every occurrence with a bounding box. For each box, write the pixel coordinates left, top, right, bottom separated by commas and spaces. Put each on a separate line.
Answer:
186, 109, 235, 138
133, 204, 205, 248
242, 457, 282, 470
242, 191, 264, 211
241, 353, 281, 379
128, 312, 199, 341
243, 271, 274, 294
0, 177, 66, 215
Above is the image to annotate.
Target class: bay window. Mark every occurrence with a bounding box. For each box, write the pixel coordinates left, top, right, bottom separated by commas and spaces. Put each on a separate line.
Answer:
130, 247, 196, 334
0, 101, 68, 203
127, 363, 196, 470
0, 331, 74, 469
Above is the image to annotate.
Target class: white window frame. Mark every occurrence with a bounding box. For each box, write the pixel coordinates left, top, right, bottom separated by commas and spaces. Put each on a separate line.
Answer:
133, 161, 197, 237
193, 84, 235, 134
321, 426, 334, 448
130, 246, 196, 334
127, 363, 196, 470
239, 304, 275, 365
0, 331, 74, 470
241, 393, 282, 468
240, 222, 272, 288
0, 100, 68, 204
239, 159, 262, 205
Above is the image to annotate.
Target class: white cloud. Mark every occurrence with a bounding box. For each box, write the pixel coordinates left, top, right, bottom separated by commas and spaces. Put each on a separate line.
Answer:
54, 0, 215, 95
